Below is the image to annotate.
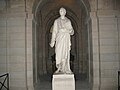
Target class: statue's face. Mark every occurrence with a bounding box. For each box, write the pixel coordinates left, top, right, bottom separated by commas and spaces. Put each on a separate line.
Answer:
59, 8, 66, 16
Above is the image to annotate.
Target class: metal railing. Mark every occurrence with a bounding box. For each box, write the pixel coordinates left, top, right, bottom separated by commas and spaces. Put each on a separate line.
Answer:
0, 73, 9, 90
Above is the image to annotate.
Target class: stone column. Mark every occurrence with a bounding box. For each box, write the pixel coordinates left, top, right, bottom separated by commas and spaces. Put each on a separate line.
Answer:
90, 11, 100, 90
25, 12, 34, 90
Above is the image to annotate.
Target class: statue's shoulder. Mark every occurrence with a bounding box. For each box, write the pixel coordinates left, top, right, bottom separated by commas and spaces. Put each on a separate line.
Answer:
54, 18, 60, 23
65, 17, 71, 22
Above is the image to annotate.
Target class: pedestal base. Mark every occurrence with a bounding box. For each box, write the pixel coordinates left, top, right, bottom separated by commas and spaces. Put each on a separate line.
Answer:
52, 74, 75, 90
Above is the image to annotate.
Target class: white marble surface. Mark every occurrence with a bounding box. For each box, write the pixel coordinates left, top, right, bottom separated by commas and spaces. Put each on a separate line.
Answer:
52, 74, 75, 90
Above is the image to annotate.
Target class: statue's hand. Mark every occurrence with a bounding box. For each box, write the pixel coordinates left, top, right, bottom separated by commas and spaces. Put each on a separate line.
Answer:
50, 42, 55, 48
61, 28, 70, 33
61, 28, 66, 32
69, 29, 74, 35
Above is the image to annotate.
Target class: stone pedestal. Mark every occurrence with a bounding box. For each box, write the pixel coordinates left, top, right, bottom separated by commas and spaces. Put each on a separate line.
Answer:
52, 74, 75, 90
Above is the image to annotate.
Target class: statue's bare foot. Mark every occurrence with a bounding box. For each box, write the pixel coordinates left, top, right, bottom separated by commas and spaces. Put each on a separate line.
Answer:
65, 71, 73, 74
55, 69, 60, 73
55, 70, 65, 74
55, 68, 62, 74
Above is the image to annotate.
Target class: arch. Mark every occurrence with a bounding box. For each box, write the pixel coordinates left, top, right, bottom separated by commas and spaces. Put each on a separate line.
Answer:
32, 0, 93, 89
33, 0, 91, 22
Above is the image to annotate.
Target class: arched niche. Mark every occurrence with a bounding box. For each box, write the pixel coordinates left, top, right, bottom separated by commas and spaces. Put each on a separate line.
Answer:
32, 0, 93, 89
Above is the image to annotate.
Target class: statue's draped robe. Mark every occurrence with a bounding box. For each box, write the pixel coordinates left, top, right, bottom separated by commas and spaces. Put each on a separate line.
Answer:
51, 17, 74, 73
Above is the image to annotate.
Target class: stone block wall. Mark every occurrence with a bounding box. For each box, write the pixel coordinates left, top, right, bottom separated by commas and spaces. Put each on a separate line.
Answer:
98, 16, 119, 90
0, 0, 34, 90
91, 0, 120, 90
0, 16, 7, 75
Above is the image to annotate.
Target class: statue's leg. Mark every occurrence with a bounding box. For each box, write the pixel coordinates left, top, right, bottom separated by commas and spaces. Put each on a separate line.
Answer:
55, 63, 62, 73
61, 59, 66, 73
65, 51, 73, 74
55, 68, 60, 73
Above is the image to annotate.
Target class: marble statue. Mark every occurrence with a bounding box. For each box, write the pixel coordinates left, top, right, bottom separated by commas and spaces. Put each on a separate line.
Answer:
50, 7, 74, 74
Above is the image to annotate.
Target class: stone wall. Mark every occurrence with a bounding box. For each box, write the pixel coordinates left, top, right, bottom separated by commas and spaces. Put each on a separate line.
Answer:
0, 0, 7, 75
98, 15, 119, 90
0, 0, 34, 90
91, 0, 120, 90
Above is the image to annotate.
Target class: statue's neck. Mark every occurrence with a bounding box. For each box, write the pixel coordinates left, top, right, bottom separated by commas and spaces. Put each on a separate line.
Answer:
60, 16, 65, 19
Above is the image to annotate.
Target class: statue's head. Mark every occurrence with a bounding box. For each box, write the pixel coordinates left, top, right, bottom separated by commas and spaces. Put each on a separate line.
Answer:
59, 7, 66, 16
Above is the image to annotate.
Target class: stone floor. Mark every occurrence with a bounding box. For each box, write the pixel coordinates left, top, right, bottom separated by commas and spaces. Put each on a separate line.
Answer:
35, 74, 90, 90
